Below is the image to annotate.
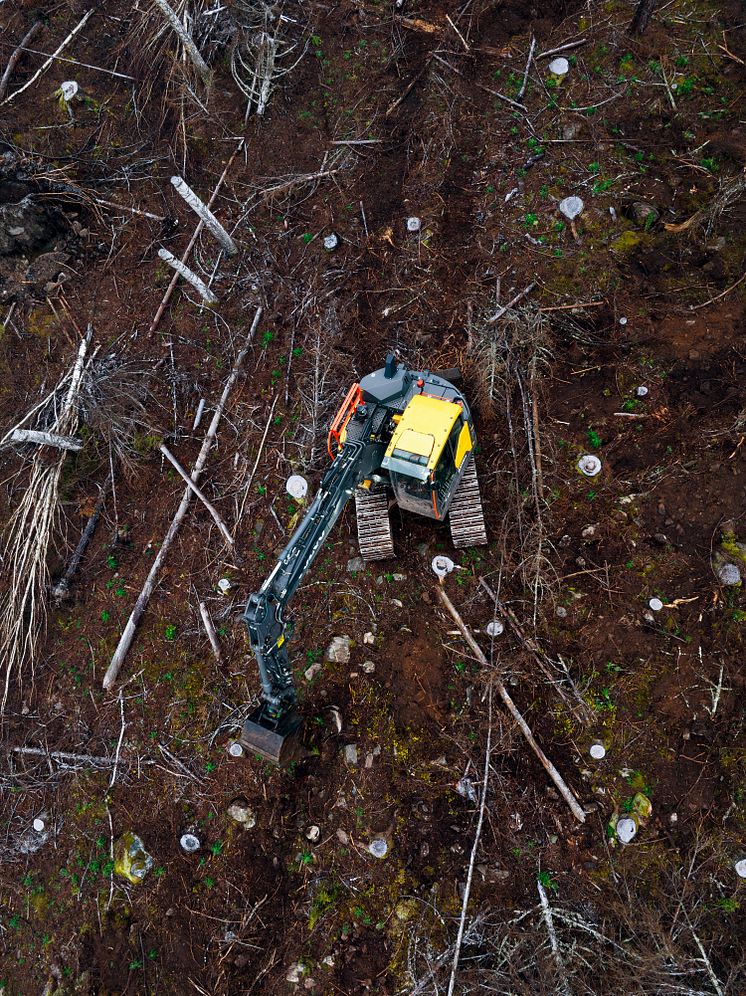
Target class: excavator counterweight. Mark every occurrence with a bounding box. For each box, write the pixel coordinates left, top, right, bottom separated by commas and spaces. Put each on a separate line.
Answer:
240, 356, 487, 763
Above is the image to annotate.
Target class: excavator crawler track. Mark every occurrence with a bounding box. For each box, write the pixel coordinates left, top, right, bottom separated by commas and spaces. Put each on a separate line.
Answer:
355, 488, 395, 561
449, 456, 488, 548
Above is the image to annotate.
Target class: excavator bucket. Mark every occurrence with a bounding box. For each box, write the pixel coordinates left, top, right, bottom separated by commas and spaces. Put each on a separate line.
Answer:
240, 707, 305, 766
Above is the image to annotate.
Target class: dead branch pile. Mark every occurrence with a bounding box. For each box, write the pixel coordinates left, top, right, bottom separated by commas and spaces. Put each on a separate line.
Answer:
78, 355, 152, 477
230, 1, 307, 119
404, 862, 743, 995
0, 332, 93, 709
469, 305, 554, 616
293, 305, 342, 472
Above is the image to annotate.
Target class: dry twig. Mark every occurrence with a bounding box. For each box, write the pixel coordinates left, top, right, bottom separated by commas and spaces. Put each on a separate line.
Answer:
0, 10, 93, 107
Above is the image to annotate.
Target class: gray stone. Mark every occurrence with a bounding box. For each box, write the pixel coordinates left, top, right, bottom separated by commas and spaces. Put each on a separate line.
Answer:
346, 556, 365, 573
344, 744, 358, 766
228, 800, 257, 828
326, 635, 351, 663
718, 563, 741, 585
0, 192, 53, 256
630, 201, 659, 228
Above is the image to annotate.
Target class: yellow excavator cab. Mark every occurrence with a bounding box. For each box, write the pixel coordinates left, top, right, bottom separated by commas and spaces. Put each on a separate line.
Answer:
384, 394, 462, 472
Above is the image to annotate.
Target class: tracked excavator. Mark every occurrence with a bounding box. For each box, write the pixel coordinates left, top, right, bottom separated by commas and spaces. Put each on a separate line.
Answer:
240, 354, 488, 763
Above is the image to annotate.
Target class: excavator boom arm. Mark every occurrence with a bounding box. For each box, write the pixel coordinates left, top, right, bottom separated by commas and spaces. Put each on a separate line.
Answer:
242, 405, 385, 744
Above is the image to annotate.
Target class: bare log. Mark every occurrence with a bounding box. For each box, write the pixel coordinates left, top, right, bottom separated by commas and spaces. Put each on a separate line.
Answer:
537, 38, 587, 59
51, 479, 108, 605
102, 307, 262, 691
152, 0, 211, 83
0, 10, 94, 108
158, 248, 217, 305
437, 585, 586, 823
198, 601, 222, 662
10, 429, 82, 451
0, 22, 42, 102
517, 35, 536, 103
11, 746, 116, 768
170, 177, 237, 255
159, 443, 234, 547
150, 141, 244, 335
628, 0, 659, 35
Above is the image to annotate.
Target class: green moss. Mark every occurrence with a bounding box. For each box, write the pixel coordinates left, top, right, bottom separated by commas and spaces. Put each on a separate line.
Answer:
720, 533, 746, 565
308, 880, 341, 930
610, 230, 644, 254
26, 308, 58, 338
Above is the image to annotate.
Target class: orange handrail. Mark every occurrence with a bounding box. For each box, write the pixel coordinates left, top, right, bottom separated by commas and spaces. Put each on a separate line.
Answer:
327, 383, 363, 460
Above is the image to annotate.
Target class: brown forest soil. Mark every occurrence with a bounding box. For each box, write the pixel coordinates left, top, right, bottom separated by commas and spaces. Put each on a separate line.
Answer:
0, 0, 745, 993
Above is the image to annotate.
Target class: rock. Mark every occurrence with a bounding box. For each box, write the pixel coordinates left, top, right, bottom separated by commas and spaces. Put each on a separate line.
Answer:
346, 556, 365, 573
630, 201, 659, 228
391, 598, 403, 608
114, 832, 153, 884
493, 868, 510, 881
323, 232, 340, 251
633, 792, 652, 819
305, 825, 320, 842
581, 524, 597, 540
361, 660, 375, 674
548, 56, 570, 76
326, 635, 351, 663
718, 563, 741, 585
228, 799, 257, 828
406, 216, 421, 232
304, 662, 322, 681
344, 744, 358, 766
392, 573, 406, 581
363, 632, 375, 645
365, 752, 374, 768
556, 606, 568, 618
335, 829, 349, 844
653, 533, 668, 546
558, 534, 571, 548
286, 962, 305, 984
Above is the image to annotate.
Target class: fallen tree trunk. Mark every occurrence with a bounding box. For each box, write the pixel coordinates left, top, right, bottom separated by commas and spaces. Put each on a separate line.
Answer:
102, 306, 262, 691
437, 585, 586, 823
